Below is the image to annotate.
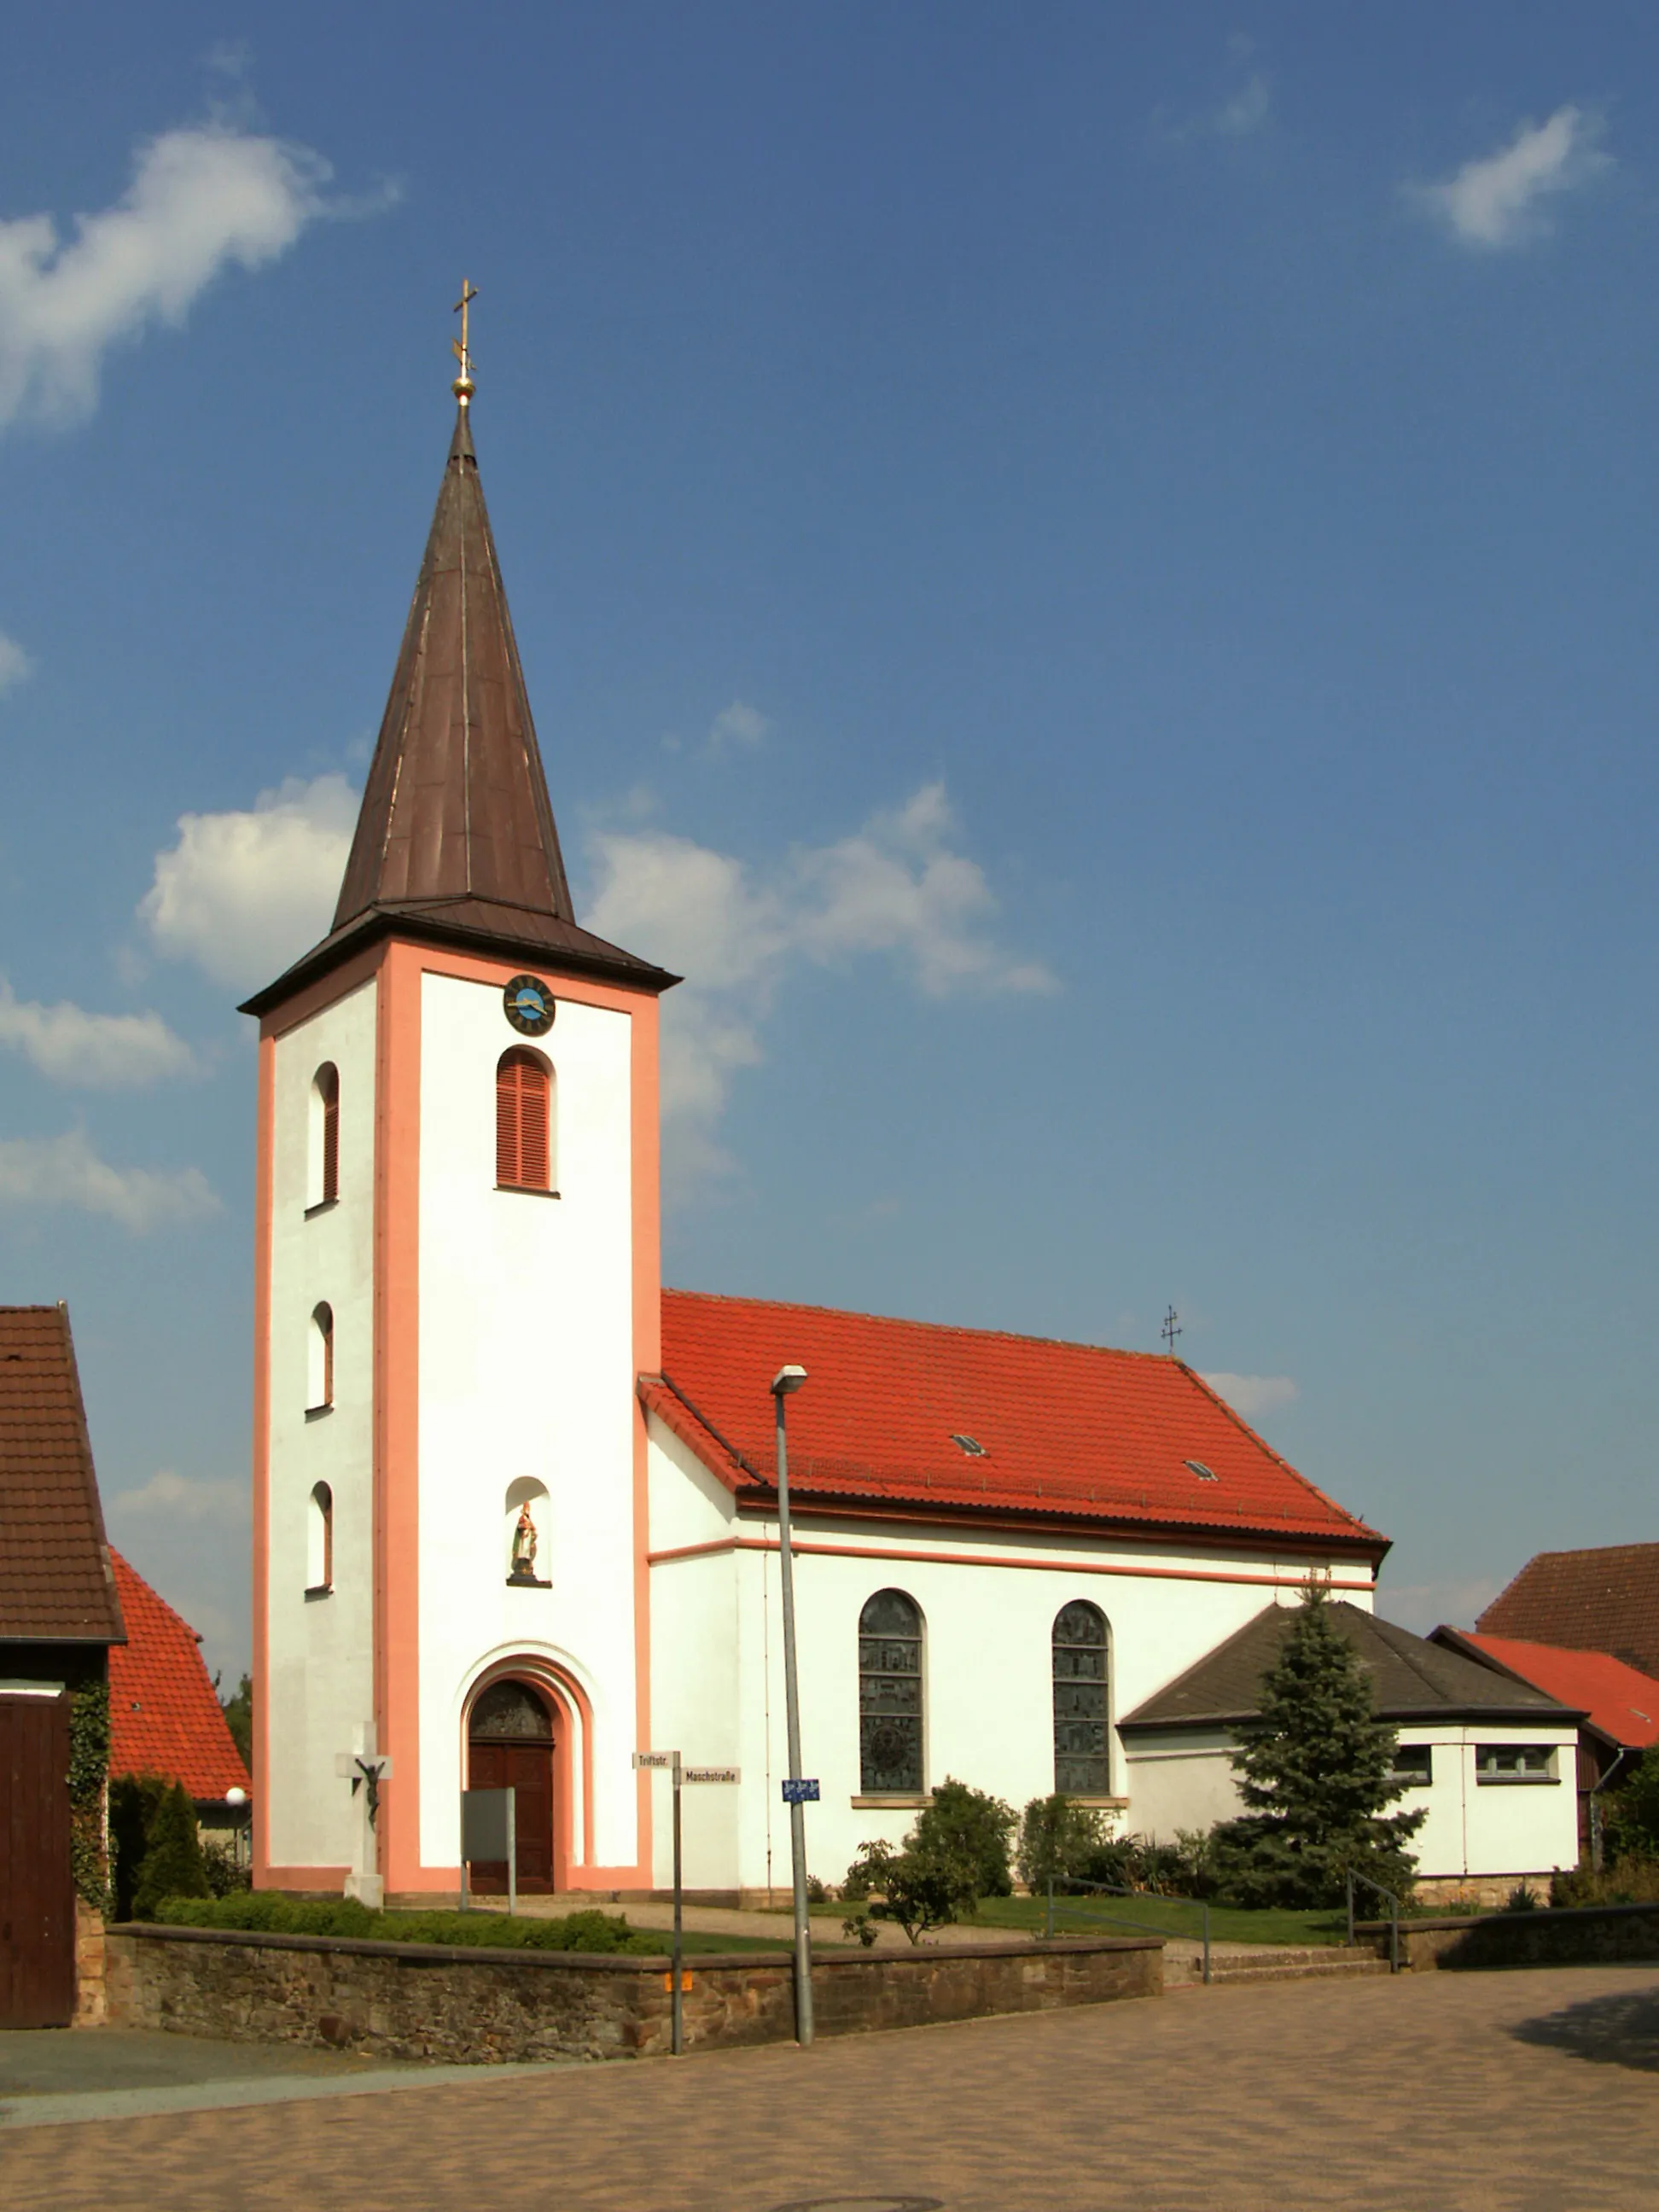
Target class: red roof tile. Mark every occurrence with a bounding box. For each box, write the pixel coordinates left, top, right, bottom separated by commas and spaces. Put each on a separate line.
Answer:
108, 1551, 250, 1801
1478, 1545, 1659, 1681
649, 1289, 1385, 1554
0, 1304, 125, 1644
1435, 1628, 1659, 1751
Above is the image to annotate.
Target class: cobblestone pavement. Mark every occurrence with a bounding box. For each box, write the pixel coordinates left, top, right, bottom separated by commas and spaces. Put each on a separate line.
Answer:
5, 1964, 1659, 2211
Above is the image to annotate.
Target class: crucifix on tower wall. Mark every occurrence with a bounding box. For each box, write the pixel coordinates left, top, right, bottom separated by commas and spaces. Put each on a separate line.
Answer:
335, 1721, 393, 1909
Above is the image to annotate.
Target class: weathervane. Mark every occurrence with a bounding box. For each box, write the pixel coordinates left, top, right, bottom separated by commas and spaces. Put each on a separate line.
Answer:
1161, 1305, 1182, 1359
452, 278, 478, 405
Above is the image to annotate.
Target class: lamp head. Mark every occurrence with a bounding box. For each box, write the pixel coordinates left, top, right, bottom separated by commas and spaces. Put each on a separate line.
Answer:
225, 1787, 247, 1806
771, 1364, 808, 1397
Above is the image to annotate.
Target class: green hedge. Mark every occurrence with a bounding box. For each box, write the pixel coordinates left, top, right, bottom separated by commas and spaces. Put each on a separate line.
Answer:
151, 1892, 665, 1954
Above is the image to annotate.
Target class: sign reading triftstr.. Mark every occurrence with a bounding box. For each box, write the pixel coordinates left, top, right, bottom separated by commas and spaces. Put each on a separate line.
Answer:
683, 1767, 741, 1784
632, 1750, 680, 1770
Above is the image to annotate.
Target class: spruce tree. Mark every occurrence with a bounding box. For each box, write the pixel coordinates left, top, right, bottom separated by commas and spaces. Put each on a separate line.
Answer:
132, 1779, 212, 1919
1210, 1584, 1426, 1910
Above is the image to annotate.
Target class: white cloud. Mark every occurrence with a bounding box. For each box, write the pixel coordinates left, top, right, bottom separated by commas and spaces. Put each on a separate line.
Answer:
587, 781, 1056, 1190
1202, 1371, 1300, 1422
1414, 106, 1608, 250
0, 632, 32, 694
0, 121, 350, 429
140, 771, 358, 991
0, 981, 195, 1086
0, 1129, 218, 1231
707, 700, 771, 753
109, 1468, 247, 1524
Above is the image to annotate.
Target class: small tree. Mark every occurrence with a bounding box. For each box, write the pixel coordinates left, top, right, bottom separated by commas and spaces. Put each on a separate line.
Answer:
842, 1779, 1015, 1944
218, 1671, 253, 1769
132, 1780, 212, 1920
1607, 1749, 1659, 1862
1209, 1584, 1425, 1910
913, 1779, 1016, 1898
1017, 1795, 1106, 1892
108, 1773, 171, 1921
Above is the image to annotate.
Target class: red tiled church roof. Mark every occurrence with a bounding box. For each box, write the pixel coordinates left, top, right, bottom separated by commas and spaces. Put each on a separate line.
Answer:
646, 1290, 1385, 1555
0, 1304, 125, 1644
1478, 1544, 1659, 1681
108, 1550, 250, 1802
1435, 1627, 1659, 1752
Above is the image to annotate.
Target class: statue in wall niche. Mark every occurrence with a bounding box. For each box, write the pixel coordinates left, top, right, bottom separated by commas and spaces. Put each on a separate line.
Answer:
508, 1501, 541, 1585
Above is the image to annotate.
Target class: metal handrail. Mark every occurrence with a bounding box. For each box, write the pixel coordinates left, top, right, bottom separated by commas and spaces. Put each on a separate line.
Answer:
1346, 1868, 1400, 1971
1045, 1875, 1211, 1986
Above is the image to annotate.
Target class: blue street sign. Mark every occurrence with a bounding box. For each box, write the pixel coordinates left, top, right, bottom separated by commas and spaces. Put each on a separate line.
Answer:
781, 1777, 820, 1804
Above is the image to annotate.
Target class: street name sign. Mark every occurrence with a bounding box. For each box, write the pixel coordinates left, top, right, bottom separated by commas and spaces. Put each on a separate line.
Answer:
683, 1767, 741, 1784
781, 1777, 821, 1803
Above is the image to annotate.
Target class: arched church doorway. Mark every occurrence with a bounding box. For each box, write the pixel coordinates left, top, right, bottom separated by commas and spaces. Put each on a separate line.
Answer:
468, 1678, 556, 1892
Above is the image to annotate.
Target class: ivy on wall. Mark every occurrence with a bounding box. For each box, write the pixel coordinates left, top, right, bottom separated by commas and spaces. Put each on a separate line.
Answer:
68, 1679, 111, 1912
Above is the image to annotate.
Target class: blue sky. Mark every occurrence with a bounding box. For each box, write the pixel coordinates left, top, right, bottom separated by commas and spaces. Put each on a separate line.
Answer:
2, 4, 1656, 1680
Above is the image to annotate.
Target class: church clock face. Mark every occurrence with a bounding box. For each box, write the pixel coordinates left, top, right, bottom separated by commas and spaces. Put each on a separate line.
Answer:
503, 975, 556, 1036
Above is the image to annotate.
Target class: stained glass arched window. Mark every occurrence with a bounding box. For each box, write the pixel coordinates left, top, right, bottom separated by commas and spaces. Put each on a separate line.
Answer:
1052, 1600, 1109, 1795
859, 1589, 923, 1794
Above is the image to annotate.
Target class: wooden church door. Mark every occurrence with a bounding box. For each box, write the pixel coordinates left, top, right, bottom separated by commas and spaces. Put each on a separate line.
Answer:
468, 1680, 556, 1893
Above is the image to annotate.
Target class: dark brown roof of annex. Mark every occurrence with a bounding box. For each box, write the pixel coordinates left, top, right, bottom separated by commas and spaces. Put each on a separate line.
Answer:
0, 1305, 125, 1644
1120, 1599, 1577, 1732
242, 404, 677, 1016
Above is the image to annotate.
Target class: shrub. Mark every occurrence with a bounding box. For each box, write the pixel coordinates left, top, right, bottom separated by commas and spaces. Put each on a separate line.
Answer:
201, 1840, 253, 1899
153, 1893, 665, 1953
1607, 1750, 1659, 1861
1551, 1858, 1659, 1909
132, 1781, 211, 1919
912, 1779, 1016, 1900
1016, 1795, 1106, 1892
109, 1773, 172, 1921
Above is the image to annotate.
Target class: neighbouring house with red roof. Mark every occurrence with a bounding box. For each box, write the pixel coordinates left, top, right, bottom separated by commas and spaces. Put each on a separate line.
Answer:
1477, 1545, 1659, 1681
1431, 1627, 1659, 1858
108, 1548, 250, 1850
0, 1305, 125, 2026
247, 375, 1578, 1909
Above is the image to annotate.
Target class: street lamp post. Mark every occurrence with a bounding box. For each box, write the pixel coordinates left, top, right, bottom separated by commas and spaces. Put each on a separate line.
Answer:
771, 1362, 813, 2046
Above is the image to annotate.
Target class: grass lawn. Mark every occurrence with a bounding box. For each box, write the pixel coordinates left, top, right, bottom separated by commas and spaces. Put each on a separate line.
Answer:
813, 1894, 1350, 1948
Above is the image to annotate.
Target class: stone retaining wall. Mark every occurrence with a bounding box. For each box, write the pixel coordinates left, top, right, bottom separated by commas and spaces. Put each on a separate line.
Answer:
103, 1925, 1161, 2064
1358, 1902, 1659, 1972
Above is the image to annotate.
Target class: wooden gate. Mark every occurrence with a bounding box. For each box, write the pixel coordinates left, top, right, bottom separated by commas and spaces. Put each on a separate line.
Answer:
0, 1691, 76, 2029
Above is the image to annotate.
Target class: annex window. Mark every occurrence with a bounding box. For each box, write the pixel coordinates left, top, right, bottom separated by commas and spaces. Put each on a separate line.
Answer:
1476, 1744, 1557, 1784
308, 1063, 340, 1210
306, 1482, 333, 1594
1389, 1744, 1434, 1788
1053, 1600, 1110, 1795
496, 1047, 554, 1191
859, 1589, 923, 1795
307, 1302, 334, 1413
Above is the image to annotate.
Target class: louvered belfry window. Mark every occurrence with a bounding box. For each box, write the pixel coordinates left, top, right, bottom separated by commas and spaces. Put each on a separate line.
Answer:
497, 1048, 551, 1190
318, 1064, 339, 1204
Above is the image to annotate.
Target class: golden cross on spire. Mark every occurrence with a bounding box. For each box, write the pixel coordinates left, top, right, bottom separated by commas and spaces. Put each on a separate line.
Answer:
451, 278, 478, 405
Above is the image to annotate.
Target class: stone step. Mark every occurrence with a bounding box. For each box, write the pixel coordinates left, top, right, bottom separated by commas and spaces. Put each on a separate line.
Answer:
1169, 1945, 1392, 1988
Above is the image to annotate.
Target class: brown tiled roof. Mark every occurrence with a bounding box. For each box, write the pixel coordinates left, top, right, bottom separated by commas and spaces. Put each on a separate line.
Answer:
243, 405, 677, 1016
0, 1306, 125, 1644
1478, 1545, 1659, 1679
1120, 1601, 1577, 1732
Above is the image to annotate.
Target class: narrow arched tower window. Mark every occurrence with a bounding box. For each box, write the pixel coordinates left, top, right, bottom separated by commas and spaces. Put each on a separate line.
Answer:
1052, 1600, 1110, 1795
859, 1589, 923, 1795
496, 1047, 553, 1190
308, 1302, 334, 1412
309, 1063, 340, 1209
306, 1481, 333, 1593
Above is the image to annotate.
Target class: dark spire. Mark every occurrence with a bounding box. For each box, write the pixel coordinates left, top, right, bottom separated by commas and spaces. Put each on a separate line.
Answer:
242, 399, 677, 1016
332, 404, 576, 929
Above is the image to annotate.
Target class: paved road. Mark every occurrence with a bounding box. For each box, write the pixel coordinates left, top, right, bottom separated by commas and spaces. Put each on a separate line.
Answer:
4, 1964, 1657, 2209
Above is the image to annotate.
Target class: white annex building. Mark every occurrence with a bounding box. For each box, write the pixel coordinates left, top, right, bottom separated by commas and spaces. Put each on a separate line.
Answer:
245, 371, 1578, 1906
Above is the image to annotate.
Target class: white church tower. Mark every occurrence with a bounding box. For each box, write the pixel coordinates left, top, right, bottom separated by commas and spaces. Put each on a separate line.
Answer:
242, 333, 678, 1902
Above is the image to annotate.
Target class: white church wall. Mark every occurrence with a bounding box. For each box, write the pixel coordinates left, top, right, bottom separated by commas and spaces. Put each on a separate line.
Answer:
648, 1548, 743, 1889
265, 979, 378, 1872
1121, 1731, 1243, 1839
415, 971, 643, 1875
697, 1509, 1374, 1896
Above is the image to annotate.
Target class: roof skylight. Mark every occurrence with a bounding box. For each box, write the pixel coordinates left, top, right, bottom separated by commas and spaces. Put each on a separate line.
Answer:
1184, 1458, 1218, 1482
951, 1434, 988, 1457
